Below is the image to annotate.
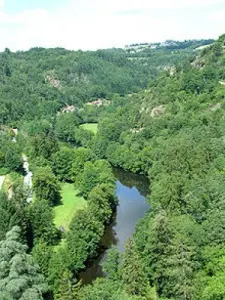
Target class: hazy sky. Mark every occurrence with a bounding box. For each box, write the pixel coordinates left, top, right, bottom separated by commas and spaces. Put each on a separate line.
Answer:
0, 0, 225, 51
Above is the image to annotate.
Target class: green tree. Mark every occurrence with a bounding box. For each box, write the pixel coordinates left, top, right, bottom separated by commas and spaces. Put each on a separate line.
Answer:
213, 42, 223, 57
202, 210, 225, 246
66, 209, 104, 272
77, 278, 127, 300
32, 240, 53, 279
21, 119, 52, 136
51, 147, 75, 181
31, 132, 59, 159
91, 136, 109, 158
75, 127, 94, 147
55, 112, 79, 142
103, 246, 120, 281
75, 160, 115, 198
121, 238, 149, 298
71, 147, 95, 180
48, 247, 71, 294
55, 270, 81, 300
88, 184, 114, 224
165, 234, 196, 300
195, 245, 225, 300
142, 211, 173, 294
0, 226, 47, 300
0, 192, 19, 241
28, 199, 58, 244
3, 143, 22, 172
33, 167, 61, 206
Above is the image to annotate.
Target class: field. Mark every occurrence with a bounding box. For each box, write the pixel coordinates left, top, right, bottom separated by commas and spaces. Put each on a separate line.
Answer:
54, 183, 87, 230
80, 123, 98, 134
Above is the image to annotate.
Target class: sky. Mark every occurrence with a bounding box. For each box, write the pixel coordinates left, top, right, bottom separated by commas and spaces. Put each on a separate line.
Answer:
0, 0, 225, 51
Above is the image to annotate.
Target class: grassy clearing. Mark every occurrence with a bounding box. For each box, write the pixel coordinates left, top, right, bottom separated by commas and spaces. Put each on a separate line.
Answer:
54, 183, 87, 231
80, 123, 98, 134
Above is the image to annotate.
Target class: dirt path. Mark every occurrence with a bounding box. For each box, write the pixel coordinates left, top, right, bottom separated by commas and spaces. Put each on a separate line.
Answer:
22, 154, 33, 203
0, 176, 5, 190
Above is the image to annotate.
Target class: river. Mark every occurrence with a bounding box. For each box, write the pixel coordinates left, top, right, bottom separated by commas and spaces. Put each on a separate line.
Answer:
79, 168, 150, 284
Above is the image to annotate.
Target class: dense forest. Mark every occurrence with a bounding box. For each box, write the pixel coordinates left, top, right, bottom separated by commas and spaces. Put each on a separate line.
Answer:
1, 35, 225, 299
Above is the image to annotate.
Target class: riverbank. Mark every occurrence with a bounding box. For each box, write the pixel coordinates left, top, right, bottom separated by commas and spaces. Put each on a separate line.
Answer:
79, 168, 150, 284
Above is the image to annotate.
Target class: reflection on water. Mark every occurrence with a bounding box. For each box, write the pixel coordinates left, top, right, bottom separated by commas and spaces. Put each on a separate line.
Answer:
113, 167, 149, 198
79, 168, 150, 284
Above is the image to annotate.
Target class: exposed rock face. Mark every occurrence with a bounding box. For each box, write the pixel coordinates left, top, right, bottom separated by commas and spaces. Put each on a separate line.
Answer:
86, 99, 111, 107
210, 103, 221, 112
61, 105, 75, 113
150, 105, 165, 117
130, 128, 144, 134
45, 70, 61, 88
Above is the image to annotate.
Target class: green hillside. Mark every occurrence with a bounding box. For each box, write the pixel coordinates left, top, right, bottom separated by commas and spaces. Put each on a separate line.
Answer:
0, 39, 212, 125
2, 35, 225, 300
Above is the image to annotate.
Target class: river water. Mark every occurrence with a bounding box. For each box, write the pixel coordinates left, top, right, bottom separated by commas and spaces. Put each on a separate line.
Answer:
79, 168, 149, 284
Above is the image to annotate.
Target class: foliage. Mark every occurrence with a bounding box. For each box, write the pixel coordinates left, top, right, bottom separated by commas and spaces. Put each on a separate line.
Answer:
66, 209, 104, 272
48, 247, 71, 295
77, 278, 127, 300
0, 192, 20, 241
28, 199, 59, 244
0, 134, 22, 172
32, 240, 53, 279
75, 159, 115, 198
0, 226, 47, 299
121, 238, 150, 298
51, 147, 75, 181
102, 247, 120, 281
78, 34, 225, 299
55, 112, 79, 142
88, 183, 116, 224
33, 167, 61, 206
31, 132, 59, 160
71, 147, 96, 180
54, 270, 81, 300
75, 127, 95, 147
1, 35, 225, 299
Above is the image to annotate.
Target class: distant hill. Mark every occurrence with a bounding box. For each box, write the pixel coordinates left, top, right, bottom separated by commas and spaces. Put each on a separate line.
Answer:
125, 39, 214, 52
0, 39, 213, 125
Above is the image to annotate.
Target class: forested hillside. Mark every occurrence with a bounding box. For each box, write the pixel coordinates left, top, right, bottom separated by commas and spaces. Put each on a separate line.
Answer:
0, 39, 211, 125
86, 34, 225, 299
1, 35, 225, 300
